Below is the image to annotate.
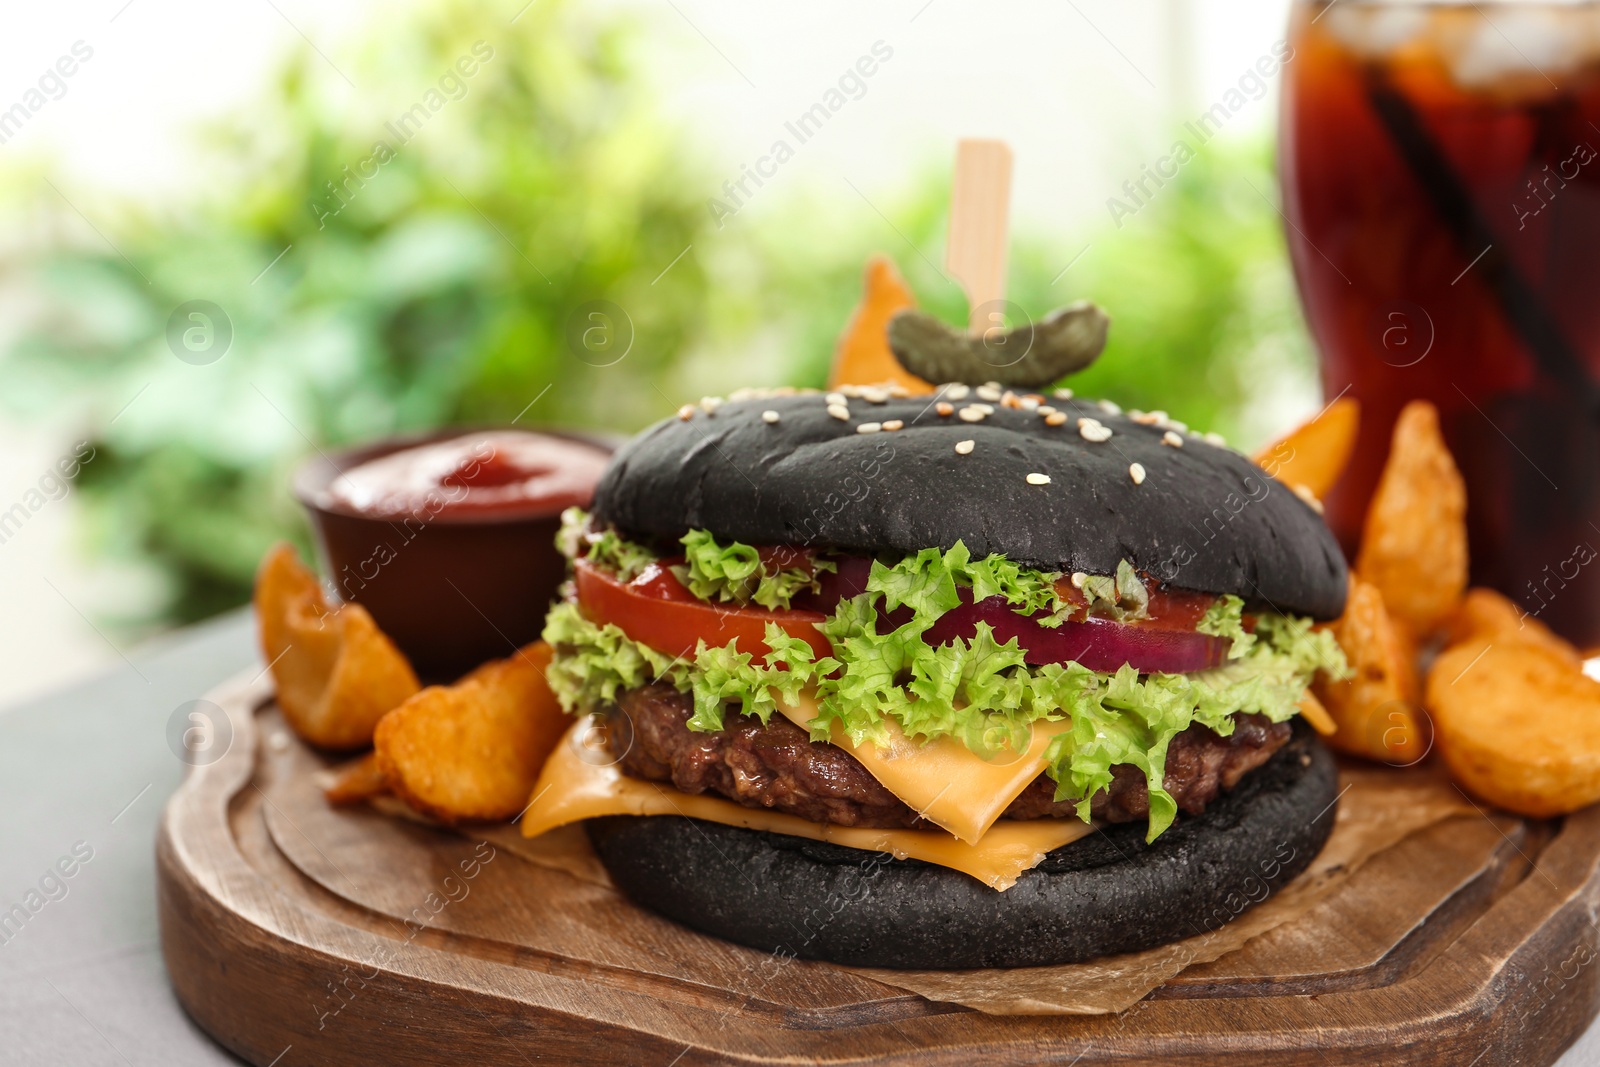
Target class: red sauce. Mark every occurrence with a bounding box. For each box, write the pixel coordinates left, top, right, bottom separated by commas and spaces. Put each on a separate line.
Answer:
325, 431, 609, 520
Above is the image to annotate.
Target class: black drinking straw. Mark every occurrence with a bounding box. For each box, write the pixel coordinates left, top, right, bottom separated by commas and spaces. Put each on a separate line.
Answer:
1365, 70, 1600, 406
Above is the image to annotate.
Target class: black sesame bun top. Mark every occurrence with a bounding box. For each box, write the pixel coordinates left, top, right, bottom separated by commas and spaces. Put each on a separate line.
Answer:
591, 387, 1348, 619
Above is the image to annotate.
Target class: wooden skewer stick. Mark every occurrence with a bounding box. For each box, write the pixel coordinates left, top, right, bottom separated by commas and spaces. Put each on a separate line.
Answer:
945, 138, 1014, 334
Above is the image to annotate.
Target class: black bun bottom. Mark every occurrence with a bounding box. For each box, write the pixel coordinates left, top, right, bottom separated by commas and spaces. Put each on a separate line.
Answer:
587, 721, 1339, 969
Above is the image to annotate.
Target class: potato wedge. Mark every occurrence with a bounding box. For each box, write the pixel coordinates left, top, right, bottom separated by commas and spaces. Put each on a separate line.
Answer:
828, 255, 934, 393
1354, 400, 1467, 637
325, 753, 391, 806
1427, 639, 1600, 817
255, 544, 420, 749
375, 641, 567, 823
1444, 587, 1581, 669
1314, 577, 1430, 765
1252, 396, 1360, 501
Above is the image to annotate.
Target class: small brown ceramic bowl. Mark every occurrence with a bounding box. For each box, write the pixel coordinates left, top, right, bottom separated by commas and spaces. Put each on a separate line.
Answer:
293, 427, 618, 682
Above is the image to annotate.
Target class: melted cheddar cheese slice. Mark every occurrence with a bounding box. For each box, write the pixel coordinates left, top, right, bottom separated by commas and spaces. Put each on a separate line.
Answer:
773, 690, 1073, 844
522, 719, 1093, 890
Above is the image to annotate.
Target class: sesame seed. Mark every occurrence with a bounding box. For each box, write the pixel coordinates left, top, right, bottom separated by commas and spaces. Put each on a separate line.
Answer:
1131, 411, 1161, 426
857, 422, 882, 434
936, 401, 954, 416
1147, 410, 1169, 423
958, 406, 987, 423
1129, 462, 1146, 485
945, 383, 971, 401
1045, 412, 1068, 427
887, 383, 911, 398
1070, 571, 1087, 589
976, 384, 1002, 402
676, 405, 696, 421
1023, 394, 1045, 405
1166, 419, 1189, 434
1026, 472, 1051, 486
1037, 405, 1057, 416
1097, 398, 1121, 415
762, 410, 781, 424
1078, 418, 1112, 442
1203, 431, 1227, 447
1293, 484, 1325, 513
1054, 388, 1074, 401
970, 403, 995, 414
955, 439, 975, 455
1162, 430, 1183, 447
700, 396, 724, 412
825, 392, 847, 406
1001, 390, 1021, 409
882, 419, 904, 431
827, 404, 850, 421
861, 386, 890, 404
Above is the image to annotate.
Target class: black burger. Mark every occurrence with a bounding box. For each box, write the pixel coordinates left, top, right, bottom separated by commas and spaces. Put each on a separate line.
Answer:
521, 382, 1350, 969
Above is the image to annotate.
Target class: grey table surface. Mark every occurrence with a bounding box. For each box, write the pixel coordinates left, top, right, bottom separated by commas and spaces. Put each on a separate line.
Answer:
1, 607, 1597, 1067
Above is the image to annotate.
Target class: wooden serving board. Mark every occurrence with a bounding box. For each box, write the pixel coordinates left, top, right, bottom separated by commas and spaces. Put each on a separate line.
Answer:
159, 670, 1600, 1066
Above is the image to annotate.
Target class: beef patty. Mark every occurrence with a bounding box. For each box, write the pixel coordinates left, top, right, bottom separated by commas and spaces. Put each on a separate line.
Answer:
605, 683, 1291, 829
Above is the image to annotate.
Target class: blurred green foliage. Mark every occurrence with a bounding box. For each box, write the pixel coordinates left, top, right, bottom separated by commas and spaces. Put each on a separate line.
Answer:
1, 0, 1311, 629
755, 143, 1311, 434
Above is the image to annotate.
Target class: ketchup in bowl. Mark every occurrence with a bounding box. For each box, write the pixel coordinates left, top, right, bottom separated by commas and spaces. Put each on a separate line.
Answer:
322, 432, 608, 522
296, 429, 614, 681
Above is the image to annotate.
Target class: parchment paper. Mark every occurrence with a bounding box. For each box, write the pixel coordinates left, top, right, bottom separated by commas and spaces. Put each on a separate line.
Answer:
335, 760, 1479, 1016
314, 780, 617, 885
850, 760, 1479, 1014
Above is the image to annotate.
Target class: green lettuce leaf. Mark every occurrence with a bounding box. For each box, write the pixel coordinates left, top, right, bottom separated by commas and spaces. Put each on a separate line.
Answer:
542, 533, 1351, 843
674, 528, 836, 610
676, 529, 762, 601
1042, 665, 1191, 835
1196, 593, 1256, 659
867, 542, 1062, 621
1253, 612, 1351, 681
904, 622, 1034, 756
1077, 560, 1151, 622
542, 603, 832, 734
555, 506, 588, 562
1028, 613, 1344, 842
813, 596, 924, 746
541, 600, 682, 711
556, 507, 656, 582
683, 622, 836, 731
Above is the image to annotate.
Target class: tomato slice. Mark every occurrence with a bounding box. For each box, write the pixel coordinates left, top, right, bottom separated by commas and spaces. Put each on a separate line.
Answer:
573, 559, 830, 662
575, 552, 1233, 676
